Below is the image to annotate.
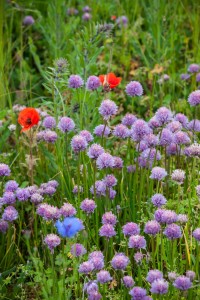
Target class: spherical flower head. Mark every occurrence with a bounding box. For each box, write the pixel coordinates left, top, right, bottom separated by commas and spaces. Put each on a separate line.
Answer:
43, 116, 56, 129
82, 5, 91, 12
184, 143, 200, 157
180, 73, 190, 80
113, 156, 123, 168
111, 253, 129, 270
128, 235, 146, 249
0, 220, 9, 233
151, 194, 167, 207
78, 261, 94, 274
71, 135, 88, 152
97, 270, 112, 283
87, 144, 104, 159
146, 270, 163, 284
174, 113, 188, 128
58, 117, 75, 133
90, 180, 106, 197
136, 141, 148, 152
55, 217, 84, 238
188, 119, 200, 132
43, 130, 58, 143
125, 81, 143, 97
96, 152, 114, 169
166, 121, 182, 133
99, 224, 116, 238
193, 228, 200, 241
155, 107, 173, 125
159, 128, 174, 146
188, 90, 200, 106
140, 148, 161, 162
168, 271, 178, 282
68, 75, 84, 88
109, 188, 117, 200
72, 185, 83, 194
99, 73, 121, 89
174, 131, 191, 145
113, 124, 129, 139
80, 130, 93, 142
116, 15, 128, 27
4, 180, 18, 192
127, 165, 136, 173
0, 164, 11, 177
122, 222, 140, 236
177, 214, 188, 223
23, 15, 35, 26
103, 174, 117, 188
129, 287, 147, 299
30, 193, 44, 204
70, 243, 87, 257
144, 220, 161, 235
134, 252, 143, 264
122, 113, 137, 126
89, 251, 104, 261
80, 199, 96, 214
164, 223, 182, 239
89, 257, 104, 270
186, 270, 195, 281
94, 124, 111, 137
82, 13, 92, 21
99, 99, 118, 120
43, 186, 56, 196
148, 116, 160, 129
122, 276, 135, 288
2, 192, 16, 205
37, 204, 60, 220
150, 279, 169, 294
173, 275, 192, 290
161, 210, 178, 224
171, 169, 185, 184
88, 292, 102, 300
60, 203, 77, 217
154, 209, 166, 223
130, 119, 151, 142
44, 234, 60, 253
143, 134, 159, 148
18, 108, 40, 132
196, 73, 200, 82
2, 206, 18, 222
16, 188, 30, 202
86, 76, 101, 90
150, 167, 167, 181
102, 211, 117, 225
84, 280, 98, 294
166, 143, 179, 156
188, 63, 200, 73
47, 180, 59, 189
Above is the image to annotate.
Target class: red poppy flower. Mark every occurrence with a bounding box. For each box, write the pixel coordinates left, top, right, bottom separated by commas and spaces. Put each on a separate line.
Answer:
18, 107, 40, 132
99, 73, 121, 89
111, 15, 117, 21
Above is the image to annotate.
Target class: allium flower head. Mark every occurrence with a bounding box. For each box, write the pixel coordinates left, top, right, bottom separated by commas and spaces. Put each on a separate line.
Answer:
167, 121, 182, 133
180, 73, 190, 80
123, 276, 135, 288
44, 234, 61, 253
80, 199, 96, 214
37, 203, 60, 220
86, 76, 101, 90
193, 228, 200, 241
188, 119, 200, 132
171, 169, 185, 184
55, 217, 84, 238
4, 180, 18, 192
174, 131, 191, 145
78, 261, 94, 274
43, 116, 56, 129
125, 81, 143, 97
102, 211, 117, 225
166, 143, 179, 156
129, 287, 147, 299
16, 188, 30, 202
68, 75, 84, 88
122, 113, 137, 126
88, 292, 102, 300
2, 192, 16, 205
58, 117, 75, 133
116, 16, 128, 27
188, 90, 200, 106
130, 119, 151, 142
134, 252, 143, 264
82, 13, 92, 21
90, 180, 106, 197
150, 279, 169, 294
150, 167, 167, 181
127, 165, 136, 173
60, 203, 77, 217
154, 209, 166, 223
161, 210, 178, 224
99, 99, 118, 120
103, 174, 117, 187
97, 270, 112, 283
43, 130, 58, 143
173, 275, 192, 290
113, 124, 129, 138
186, 270, 195, 281
70, 243, 87, 257
164, 224, 182, 239
84, 280, 98, 294
148, 116, 160, 129
144, 220, 161, 235
30, 193, 44, 204
143, 134, 159, 147
72, 185, 83, 194
146, 270, 163, 283
113, 156, 123, 168
122, 222, 140, 236
99, 224, 116, 238
168, 272, 178, 282
174, 113, 188, 128
71, 135, 88, 152
89, 257, 104, 270
23, 16, 35, 25
140, 148, 161, 161
89, 251, 104, 261
151, 194, 167, 207
0, 164, 11, 177
184, 143, 200, 157
2, 206, 18, 222
96, 153, 114, 169
188, 63, 200, 73
94, 124, 111, 137
111, 253, 129, 270
0, 220, 9, 233
128, 235, 146, 249
80, 130, 93, 142
87, 143, 104, 159
177, 214, 188, 223
196, 73, 200, 82
159, 128, 174, 146
155, 107, 173, 125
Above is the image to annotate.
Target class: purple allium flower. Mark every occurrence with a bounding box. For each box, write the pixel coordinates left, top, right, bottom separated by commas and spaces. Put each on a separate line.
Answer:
103, 174, 117, 188
177, 214, 188, 223
84, 280, 98, 294
113, 156, 123, 168
151, 194, 167, 207
111, 253, 129, 270
30, 193, 44, 204
96, 153, 114, 169
136, 141, 148, 152
164, 224, 182, 239
161, 210, 178, 224
125, 81, 143, 97
99, 224, 116, 238
90, 180, 106, 196
60, 203, 77, 217
148, 116, 160, 129
43, 130, 58, 143
0, 219, 9, 233
123, 276, 135, 288
166, 143, 179, 156
196, 73, 200, 82
186, 270, 195, 281
143, 134, 159, 147
87, 144, 104, 159
113, 124, 129, 139
184, 143, 200, 157
180, 73, 190, 81
37, 203, 60, 221
150, 279, 169, 294
27, 185, 38, 195
108, 188, 117, 200
94, 124, 111, 137
154, 209, 166, 223
44, 234, 60, 253
159, 128, 174, 146
88, 292, 102, 300
193, 228, 200, 241
188, 63, 200, 73
188, 119, 200, 132
58, 117, 75, 133
129, 287, 147, 299
70, 243, 87, 257
146, 270, 163, 283
72, 185, 83, 194
0, 164, 11, 177
43, 116, 56, 129
127, 165, 136, 173
23, 16, 35, 26
140, 148, 161, 161
171, 169, 185, 184
130, 119, 151, 142
116, 15, 128, 27
80, 130, 93, 142
128, 235, 146, 249
144, 220, 161, 235
78, 261, 94, 274
173, 276, 192, 290
43, 186, 56, 196
150, 167, 167, 181
102, 211, 117, 225
89, 251, 104, 261
122, 222, 140, 236
16, 188, 30, 202
80, 199, 96, 214
89, 257, 104, 270
82, 5, 91, 12
99, 99, 118, 120
174, 131, 190, 145
82, 13, 92, 21
2, 192, 16, 205
168, 272, 178, 282
86, 76, 100, 90
122, 113, 137, 126
71, 135, 88, 152
36, 131, 45, 142
68, 75, 84, 88
188, 90, 200, 106
5, 180, 18, 192
2, 206, 18, 222
134, 252, 143, 264
97, 270, 112, 283
155, 107, 173, 125
166, 121, 182, 133
174, 113, 188, 128
47, 180, 59, 189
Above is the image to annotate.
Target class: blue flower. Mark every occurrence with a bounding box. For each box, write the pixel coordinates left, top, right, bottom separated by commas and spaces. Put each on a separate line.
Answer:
55, 217, 84, 238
